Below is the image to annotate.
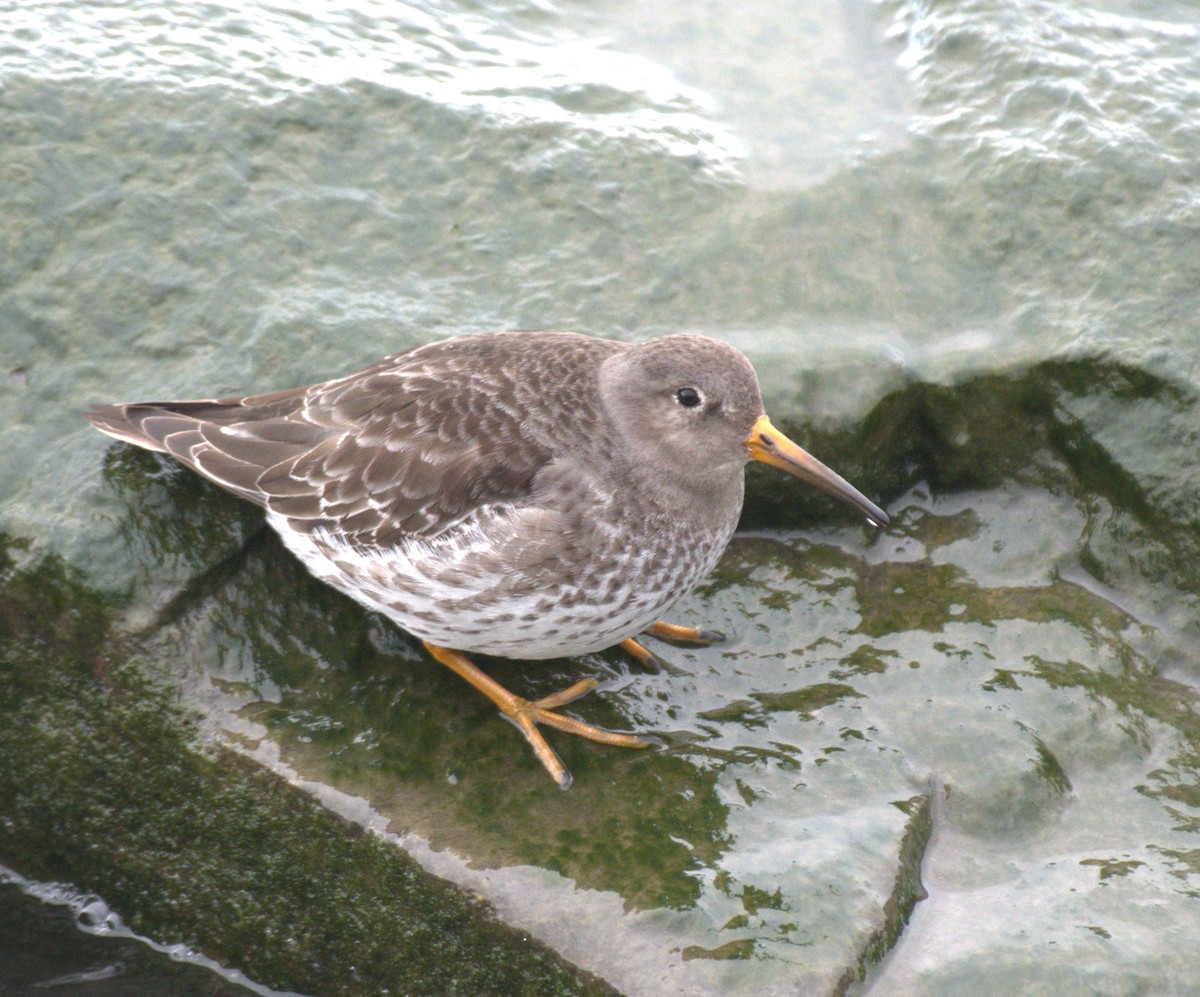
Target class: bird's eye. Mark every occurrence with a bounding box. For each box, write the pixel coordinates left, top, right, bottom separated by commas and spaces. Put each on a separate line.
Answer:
676, 387, 702, 408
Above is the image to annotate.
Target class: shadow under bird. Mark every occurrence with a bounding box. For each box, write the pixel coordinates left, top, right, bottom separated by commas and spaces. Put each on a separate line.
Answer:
87, 331, 889, 787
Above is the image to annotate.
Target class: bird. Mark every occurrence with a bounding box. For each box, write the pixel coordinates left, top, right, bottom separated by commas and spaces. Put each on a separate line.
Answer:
86, 330, 888, 787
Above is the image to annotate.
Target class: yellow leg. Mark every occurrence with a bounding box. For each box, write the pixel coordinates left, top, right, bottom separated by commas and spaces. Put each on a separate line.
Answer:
422, 642, 653, 789
643, 621, 725, 645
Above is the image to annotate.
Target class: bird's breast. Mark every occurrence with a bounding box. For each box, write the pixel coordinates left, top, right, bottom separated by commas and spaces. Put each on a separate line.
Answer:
266, 477, 742, 659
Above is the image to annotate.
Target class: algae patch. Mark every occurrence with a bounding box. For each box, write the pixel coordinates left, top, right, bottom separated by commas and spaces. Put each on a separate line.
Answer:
0, 535, 614, 997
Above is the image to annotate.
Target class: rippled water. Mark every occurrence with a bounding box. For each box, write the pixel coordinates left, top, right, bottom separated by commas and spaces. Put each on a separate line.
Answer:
4, 0, 1200, 994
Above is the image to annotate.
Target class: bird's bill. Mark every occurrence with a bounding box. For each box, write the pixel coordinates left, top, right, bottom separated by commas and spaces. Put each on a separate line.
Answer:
745, 415, 890, 528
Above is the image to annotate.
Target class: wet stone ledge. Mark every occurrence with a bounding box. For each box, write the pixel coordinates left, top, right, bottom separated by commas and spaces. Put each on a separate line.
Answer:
0, 537, 617, 997
4, 352, 1200, 994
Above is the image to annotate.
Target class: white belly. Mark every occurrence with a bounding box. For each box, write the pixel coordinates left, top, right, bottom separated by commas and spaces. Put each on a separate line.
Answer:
266, 502, 734, 659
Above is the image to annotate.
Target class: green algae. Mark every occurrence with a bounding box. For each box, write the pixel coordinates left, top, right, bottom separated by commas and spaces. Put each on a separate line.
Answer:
1028, 732, 1074, 796
253, 656, 733, 913
681, 937, 756, 961
1079, 858, 1145, 882
0, 877, 255, 996
835, 793, 933, 997
856, 561, 1131, 640
0, 537, 614, 997
752, 682, 865, 714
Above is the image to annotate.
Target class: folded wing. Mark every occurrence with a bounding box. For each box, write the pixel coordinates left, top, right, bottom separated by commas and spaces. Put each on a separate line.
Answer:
86, 351, 554, 548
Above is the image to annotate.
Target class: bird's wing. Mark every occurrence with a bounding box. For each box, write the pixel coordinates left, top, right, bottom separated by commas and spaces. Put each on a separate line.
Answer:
85, 345, 557, 547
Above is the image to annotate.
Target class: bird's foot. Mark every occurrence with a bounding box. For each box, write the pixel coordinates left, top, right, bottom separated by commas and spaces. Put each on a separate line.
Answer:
619, 637, 670, 672
621, 621, 725, 672
642, 620, 726, 646
422, 642, 654, 789
503, 682, 656, 788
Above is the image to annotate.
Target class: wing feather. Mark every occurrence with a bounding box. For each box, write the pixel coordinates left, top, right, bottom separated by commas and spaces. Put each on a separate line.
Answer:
84, 332, 623, 546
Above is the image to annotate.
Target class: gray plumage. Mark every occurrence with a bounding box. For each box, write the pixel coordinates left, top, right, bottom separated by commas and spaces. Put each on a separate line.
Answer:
87, 331, 770, 658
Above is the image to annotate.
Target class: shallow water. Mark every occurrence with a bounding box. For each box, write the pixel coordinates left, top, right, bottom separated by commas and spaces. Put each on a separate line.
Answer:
4, 0, 1200, 993
0, 866, 283, 996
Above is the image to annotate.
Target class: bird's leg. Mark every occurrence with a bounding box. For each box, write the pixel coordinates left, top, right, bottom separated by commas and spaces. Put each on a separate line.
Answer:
422, 642, 653, 789
642, 620, 725, 645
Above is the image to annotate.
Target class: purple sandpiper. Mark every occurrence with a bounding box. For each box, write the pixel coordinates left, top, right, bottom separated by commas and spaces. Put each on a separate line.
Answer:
87, 331, 888, 787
